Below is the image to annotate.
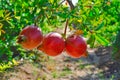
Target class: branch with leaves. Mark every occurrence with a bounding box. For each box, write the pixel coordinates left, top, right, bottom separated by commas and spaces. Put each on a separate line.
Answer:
63, 0, 76, 38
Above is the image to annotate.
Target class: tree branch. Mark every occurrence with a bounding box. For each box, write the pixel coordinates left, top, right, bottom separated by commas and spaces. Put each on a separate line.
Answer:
63, 0, 75, 38
66, 0, 75, 10
64, 19, 69, 36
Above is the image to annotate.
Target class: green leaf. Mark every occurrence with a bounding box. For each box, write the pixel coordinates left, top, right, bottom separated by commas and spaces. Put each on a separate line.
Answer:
95, 34, 109, 46
87, 34, 95, 48
94, 8, 100, 15
95, 21, 104, 31
49, 0, 54, 4
0, 10, 4, 17
89, 11, 93, 17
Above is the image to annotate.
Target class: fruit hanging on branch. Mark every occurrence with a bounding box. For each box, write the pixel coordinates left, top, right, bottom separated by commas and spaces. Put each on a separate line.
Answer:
38, 32, 65, 56
65, 34, 87, 58
17, 25, 43, 50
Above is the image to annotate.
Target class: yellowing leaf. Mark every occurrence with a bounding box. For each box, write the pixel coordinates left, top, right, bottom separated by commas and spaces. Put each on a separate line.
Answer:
1, 30, 5, 34
0, 31, 1, 36
0, 23, 3, 29
77, 20, 82, 23
0, 23, 5, 36
12, 59, 19, 65
74, 30, 84, 35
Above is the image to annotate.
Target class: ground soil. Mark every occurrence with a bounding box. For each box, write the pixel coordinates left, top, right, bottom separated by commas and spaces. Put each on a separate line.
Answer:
0, 46, 120, 80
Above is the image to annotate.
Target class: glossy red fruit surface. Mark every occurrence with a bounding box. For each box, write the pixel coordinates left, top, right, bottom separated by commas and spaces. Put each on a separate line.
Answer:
38, 32, 65, 56
65, 35, 87, 58
17, 25, 43, 50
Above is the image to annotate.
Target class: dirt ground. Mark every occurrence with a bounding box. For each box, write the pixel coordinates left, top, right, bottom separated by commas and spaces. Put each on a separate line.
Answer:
0, 47, 120, 80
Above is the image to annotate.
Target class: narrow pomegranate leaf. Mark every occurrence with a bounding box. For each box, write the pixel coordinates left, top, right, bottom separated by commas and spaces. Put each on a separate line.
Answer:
0, 23, 5, 36
0, 10, 4, 17
87, 34, 95, 48
95, 34, 109, 46
95, 21, 104, 31
89, 11, 93, 17
5, 12, 11, 18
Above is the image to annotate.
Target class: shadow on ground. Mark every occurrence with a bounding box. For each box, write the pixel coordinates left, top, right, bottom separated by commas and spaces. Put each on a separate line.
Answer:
1, 47, 120, 80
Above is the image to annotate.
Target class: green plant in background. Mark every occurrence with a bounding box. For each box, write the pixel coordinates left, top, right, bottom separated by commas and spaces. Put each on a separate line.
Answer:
0, 0, 61, 62
0, 0, 120, 63
75, 0, 120, 48
0, 59, 19, 72
112, 30, 120, 60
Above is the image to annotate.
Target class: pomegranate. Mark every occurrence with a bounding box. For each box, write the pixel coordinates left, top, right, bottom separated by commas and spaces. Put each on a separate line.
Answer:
81, 51, 88, 57
17, 25, 43, 50
65, 35, 87, 58
38, 32, 65, 56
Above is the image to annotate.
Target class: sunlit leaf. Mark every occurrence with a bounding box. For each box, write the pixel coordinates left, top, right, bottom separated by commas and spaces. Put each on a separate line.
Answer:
0, 23, 5, 36
0, 23, 3, 29
12, 59, 19, 65
95, 34, 109, 46
1, 30, 5, 34
15, 16, 21, 20
94, 8, 100, 15
95, 21, 104, 31
0, 31, 1, 36
5, 12, 11, 18
49, 0, 54, 4
6, 20, 14, 28
0, 10, 4, 17
77, 19, 82, 23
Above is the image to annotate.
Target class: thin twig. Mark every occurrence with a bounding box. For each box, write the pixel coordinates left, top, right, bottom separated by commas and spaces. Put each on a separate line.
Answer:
34, 14, 42, 26
44, 12, 51, 24
63, 0, 75, 37
64, 19, 69, 37
58, 0, 66, 7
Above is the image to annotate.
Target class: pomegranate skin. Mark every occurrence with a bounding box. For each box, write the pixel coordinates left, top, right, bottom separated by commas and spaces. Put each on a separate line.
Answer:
17, 25, 43, 50
65, 35, 87, 58
38, 32, 65, 56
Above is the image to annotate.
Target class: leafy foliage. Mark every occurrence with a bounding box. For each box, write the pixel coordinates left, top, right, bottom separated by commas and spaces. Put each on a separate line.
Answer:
112, 30, 120, 59
0, 0, 120, 62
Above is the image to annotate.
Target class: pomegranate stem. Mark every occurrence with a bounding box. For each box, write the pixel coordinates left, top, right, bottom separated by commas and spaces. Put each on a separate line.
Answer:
64, 19, 69, 38
63, 0, 74, 38
34, 14, 42, 26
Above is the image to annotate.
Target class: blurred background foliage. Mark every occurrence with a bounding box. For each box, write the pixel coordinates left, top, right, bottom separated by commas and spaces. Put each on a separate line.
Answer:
0, 0, 120, 62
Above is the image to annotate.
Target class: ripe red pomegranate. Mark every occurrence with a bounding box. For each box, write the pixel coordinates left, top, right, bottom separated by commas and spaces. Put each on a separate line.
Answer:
65, 35, 87, 58
38, 32, 65, 56
17, 25, 43, 50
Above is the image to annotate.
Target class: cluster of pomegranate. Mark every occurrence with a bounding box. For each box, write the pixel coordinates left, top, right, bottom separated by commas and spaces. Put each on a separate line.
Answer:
17, 25, 87, 58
